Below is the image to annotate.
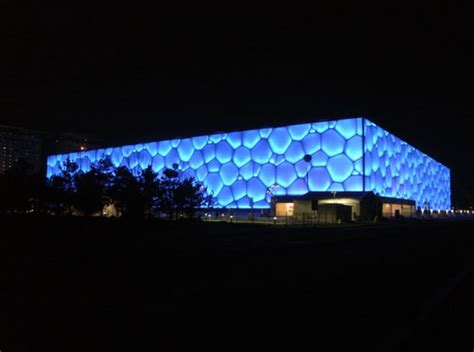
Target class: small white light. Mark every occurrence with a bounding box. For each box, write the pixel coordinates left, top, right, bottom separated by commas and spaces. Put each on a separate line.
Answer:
230, 215, 233, 219
208, 214, 211, 218
273, 217, 277, 220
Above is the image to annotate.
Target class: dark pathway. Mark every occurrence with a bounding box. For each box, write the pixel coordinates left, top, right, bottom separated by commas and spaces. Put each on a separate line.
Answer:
1, 217, 473, 351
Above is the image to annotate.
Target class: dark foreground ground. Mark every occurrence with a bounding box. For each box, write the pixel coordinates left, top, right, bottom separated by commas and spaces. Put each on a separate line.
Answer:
1, 216, 473, 351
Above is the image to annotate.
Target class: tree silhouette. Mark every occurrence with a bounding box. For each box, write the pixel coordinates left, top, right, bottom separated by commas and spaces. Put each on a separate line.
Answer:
155, 168, 208, 219
174, 177, 207, 219
157, 168, 181, 219
141, 166, 159, 218
72, 162, 111, 216
60, 159, 79, 214
109, 166, 144, 218
46, 175, 69, 215
0, 159, 37, 215
0, 156, 212, 219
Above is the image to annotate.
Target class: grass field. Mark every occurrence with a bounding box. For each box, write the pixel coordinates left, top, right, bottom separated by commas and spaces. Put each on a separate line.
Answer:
1, 217, 473, 351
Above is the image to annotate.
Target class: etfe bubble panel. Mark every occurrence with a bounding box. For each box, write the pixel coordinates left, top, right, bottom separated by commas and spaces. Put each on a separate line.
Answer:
47, 118, 365, 208
364, 120, 451, 210
46, 117, 450, 209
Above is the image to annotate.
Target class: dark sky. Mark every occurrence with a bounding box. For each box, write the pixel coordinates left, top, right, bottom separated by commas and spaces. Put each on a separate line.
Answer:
2, 3, 473, 206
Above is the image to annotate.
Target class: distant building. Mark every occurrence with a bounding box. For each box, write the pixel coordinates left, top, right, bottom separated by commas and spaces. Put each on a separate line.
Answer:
46, 117, 451, 211
0, 124, 43, 174
0, 124, 104, 175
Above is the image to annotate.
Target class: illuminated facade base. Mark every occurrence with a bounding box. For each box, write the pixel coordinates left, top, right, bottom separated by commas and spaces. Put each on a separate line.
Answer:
47, 118, 451, 210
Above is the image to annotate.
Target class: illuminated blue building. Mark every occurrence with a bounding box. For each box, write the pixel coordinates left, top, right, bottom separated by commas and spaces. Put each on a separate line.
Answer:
46, 118, 451, 210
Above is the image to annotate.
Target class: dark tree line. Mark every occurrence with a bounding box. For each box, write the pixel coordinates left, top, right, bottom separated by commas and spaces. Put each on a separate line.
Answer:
0, 159, 210, 219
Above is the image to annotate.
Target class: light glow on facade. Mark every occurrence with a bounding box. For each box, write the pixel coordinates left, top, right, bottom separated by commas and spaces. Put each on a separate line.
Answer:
46, 118, 451, 209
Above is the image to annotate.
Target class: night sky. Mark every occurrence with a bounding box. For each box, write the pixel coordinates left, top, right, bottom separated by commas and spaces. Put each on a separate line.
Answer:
2, 4, 473, 206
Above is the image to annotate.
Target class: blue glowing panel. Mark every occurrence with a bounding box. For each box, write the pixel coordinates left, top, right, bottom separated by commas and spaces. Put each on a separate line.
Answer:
295, 160, 310, 177
233, 147, 251, 168
364, 120, 451, 209
146, 142, 159, 157
210, 134, 223, 144
345, 135, 363, 161
207, 159, 221, 172
335, 119, 358, 139
226, 132, 242, 149
165, 149, 180, 168
260, 128, 272, 138
215, 141, 233, 164
111, 148, 123, 167
328, 183, 345, 192
268, 128, 292, 154
276, 162, 297, 188
46, 117, 449, 210
177, 139, 194, 162
252, 140, 272, 164
86, 150, 97, 163
182, 168, 196, 180
239, 162, 254, 181
237, 197, 251, 208
152, 155, 164, 172
231, 180, 247, 201
129, 152, 139, 169
171, 139, 180, 148
284, 142, 305, 163
217, 186, 234, 207
343, 175, 363, 191
321, 130, 345, 157
327, 154, 353, 183
157, 140, 171, 156
247, 178, 266, 202
287, 178, 308, 195
259, 164, 276, 187
308, 167, 331, 191
80, 157, 91, 172
204, 173, 223, 195
313, 121, 329, 133
311, 150, 329, 167
139, 149, 152, 169
288, 124, 311, 141
302, 133, 321, 155
122, 145, 134, 157
202, 144, 216, 163
192, 136, 208, 150
196, 165, 208, 182
189, 151, 204, 169
220, 163, 239, 186
242, 130, 261, 149
68, 153, 78, 162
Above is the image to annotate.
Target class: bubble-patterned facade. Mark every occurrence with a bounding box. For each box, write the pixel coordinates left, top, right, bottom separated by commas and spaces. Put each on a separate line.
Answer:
364, 120, 450, 209
46, 117, 451, 209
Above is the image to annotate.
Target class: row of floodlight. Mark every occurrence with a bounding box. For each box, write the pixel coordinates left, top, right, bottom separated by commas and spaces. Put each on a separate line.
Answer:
450, 209, 473, 214
419, 209, 473, 215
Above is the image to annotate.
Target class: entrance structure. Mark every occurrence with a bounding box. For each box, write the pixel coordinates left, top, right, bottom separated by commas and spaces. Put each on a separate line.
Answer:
272, 191, 416, 222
